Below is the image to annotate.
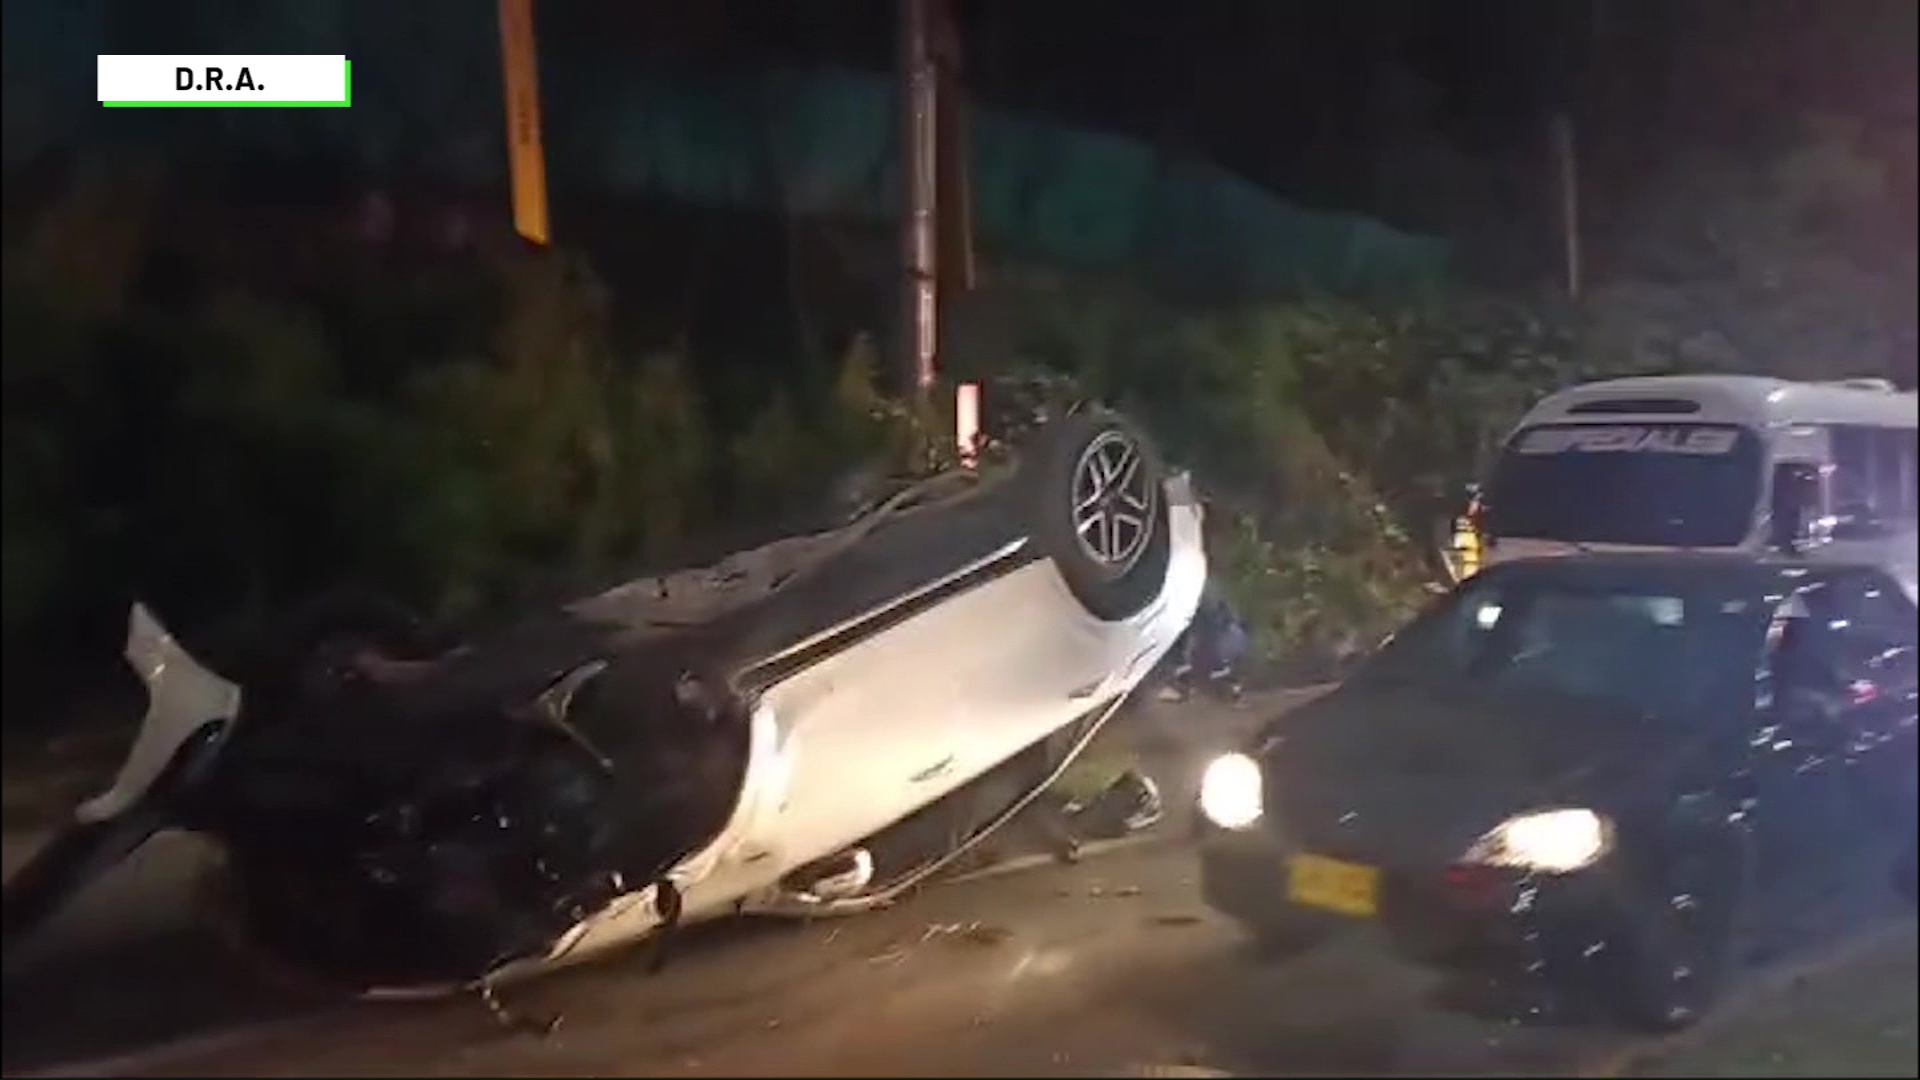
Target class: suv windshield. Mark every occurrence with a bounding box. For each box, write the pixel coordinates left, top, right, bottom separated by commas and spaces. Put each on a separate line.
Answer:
1356, 573, 1773, 718
1486, 423, 1765, 548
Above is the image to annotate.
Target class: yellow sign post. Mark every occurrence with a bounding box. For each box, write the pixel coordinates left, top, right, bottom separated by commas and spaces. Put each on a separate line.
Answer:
497, 0, 550, 246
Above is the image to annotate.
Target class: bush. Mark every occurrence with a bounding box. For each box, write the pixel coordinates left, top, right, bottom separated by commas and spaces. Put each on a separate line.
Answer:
2, 183, 733, 654
972, 272, 1615, 674
0, 171, 936, 671
394, 248, 713, 617
2, 161, 164, 652
1584, 117, 1917, 385
16, 121, 1883, 704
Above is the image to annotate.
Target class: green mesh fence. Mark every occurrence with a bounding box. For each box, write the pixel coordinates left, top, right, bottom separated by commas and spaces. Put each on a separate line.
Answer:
2, 0, 1450, 298
569, 66, 1450, 296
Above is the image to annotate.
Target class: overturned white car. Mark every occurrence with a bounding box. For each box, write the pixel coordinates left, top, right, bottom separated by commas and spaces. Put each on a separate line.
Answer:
2, 408, 1205, 997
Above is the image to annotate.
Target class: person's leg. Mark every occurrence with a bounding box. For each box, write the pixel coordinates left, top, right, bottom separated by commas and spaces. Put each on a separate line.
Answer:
1070, 768, 1165, 838
1157, 626, 1196, 701
1206, 619, 1249, 700
1187, 625, 1233, 700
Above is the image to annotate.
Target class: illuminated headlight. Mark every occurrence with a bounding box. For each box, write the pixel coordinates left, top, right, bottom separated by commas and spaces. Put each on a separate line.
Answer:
1198, 753, 1263, 830
1463, 808, 1613, 874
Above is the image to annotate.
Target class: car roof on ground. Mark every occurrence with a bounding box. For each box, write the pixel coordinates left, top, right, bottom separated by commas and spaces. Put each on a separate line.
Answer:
1472, 553, 1887, 595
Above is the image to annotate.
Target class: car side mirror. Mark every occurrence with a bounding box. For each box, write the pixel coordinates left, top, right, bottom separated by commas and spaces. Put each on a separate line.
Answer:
1768, 463, 1822, 554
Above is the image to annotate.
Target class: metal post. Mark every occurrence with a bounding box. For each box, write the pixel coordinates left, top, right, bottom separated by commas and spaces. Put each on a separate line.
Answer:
898, 0, 939, 405
1552, 112, 1581, 301
497, 0, 550, 246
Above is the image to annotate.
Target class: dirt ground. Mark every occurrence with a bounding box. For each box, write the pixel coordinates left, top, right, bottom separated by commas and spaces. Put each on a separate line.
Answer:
7, 684, 1913, 1079
1618, 918, 1919, 1079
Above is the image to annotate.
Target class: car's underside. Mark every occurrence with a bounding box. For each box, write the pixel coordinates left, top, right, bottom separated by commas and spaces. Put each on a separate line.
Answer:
4, 408, 1202, 999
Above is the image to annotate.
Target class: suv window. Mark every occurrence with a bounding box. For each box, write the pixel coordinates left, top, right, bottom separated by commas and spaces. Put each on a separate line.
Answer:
1775, 573, 1919, 709
1486, 423, 1765, 548
1828, 425, 1919, 540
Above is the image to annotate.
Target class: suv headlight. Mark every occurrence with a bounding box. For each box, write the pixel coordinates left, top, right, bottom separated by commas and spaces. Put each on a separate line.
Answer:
1198, 753, 1263, 830
1463, 808, 1613, 874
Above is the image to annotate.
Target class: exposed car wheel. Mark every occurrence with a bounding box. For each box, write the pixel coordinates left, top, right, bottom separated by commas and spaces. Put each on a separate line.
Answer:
1605, 835, 1747, 1032
1025, 409, 1173, 622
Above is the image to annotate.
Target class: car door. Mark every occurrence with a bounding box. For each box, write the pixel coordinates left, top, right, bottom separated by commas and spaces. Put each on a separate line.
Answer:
1752, 572, 1919, 867
753, 604, 981, 872
1812, 572, 1919, 803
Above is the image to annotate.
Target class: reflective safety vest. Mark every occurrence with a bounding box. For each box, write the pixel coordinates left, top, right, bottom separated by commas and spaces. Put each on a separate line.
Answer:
1450, 516, 1482, 580
1449, 491, 1486, 582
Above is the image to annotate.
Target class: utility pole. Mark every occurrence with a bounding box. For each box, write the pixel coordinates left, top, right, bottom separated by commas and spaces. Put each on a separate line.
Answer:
1552, 112, 1580, 301
1550, 0, 1601, 302
498, 0, 550, 246
931, 0, 976, 298
897, 0, 939, 407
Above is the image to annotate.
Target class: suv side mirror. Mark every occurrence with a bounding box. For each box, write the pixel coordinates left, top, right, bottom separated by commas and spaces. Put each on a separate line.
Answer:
1769, 463, 1823, 554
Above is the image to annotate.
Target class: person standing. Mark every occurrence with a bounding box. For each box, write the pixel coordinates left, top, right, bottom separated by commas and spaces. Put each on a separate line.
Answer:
1158, 579, 1247, 702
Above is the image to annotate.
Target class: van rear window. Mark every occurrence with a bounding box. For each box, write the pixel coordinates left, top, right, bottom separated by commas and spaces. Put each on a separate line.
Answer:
1487, 423, 1764, 548
1564, 398, 1704, 416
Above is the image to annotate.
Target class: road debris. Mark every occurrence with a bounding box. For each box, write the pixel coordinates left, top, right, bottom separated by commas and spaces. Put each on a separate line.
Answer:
477, 982, 562, 1039
962, 923, 1014, 946
919, 920, 1013, 947
863, 920, 1016, 966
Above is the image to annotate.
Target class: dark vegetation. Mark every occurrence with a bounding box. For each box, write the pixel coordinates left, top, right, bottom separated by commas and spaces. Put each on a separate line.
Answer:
2, 0, 1913, 730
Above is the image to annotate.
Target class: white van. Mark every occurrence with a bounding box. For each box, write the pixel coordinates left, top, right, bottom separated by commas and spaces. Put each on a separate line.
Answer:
1477, 374, 1919, 600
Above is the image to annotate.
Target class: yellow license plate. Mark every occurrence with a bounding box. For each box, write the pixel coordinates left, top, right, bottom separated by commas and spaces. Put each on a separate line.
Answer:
1286, 852, 1380, 918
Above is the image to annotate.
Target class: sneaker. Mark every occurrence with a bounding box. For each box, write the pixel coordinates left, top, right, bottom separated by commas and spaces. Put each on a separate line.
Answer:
1120, 773, 1165, 833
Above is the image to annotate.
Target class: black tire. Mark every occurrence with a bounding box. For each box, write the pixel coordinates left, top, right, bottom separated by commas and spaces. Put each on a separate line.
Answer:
1024, 409, 1173, 622
1604, 833, 1749, 1032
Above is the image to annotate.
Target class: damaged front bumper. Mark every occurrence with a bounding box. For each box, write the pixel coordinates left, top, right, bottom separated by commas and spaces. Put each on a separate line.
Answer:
3, 604, 759, 998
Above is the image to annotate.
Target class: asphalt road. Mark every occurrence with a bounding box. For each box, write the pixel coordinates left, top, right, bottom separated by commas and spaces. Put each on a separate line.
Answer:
3, 687, 1908, 1078
0, 687, 1319, 949
4, 841, 1629, 1078
0, 689, 1318, 1075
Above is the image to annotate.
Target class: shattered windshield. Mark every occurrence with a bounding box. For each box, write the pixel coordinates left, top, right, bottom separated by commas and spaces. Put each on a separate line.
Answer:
1486, 422, 1766, 548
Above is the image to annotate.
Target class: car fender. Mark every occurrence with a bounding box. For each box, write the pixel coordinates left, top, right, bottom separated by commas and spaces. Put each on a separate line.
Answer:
80, 604, 243, 824
496, 694, 796, 982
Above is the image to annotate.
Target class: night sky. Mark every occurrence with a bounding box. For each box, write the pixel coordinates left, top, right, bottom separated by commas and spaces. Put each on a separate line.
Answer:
541, 0, 1915, 218
529, 0, 1577, 225
8, 0, 1911, 232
